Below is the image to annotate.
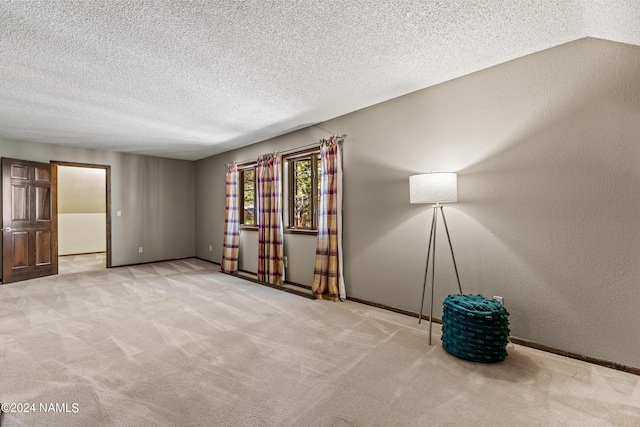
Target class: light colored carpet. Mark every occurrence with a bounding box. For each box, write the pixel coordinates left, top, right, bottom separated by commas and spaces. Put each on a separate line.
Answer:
58, 253, 106, 275
0, 258, 638, 426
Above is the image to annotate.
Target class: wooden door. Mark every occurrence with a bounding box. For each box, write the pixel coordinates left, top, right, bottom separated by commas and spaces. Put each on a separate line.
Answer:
2, 158, 58, 284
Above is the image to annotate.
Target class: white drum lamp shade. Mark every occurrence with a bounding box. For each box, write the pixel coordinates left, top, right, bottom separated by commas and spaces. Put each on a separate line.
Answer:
410, 173, 457, 204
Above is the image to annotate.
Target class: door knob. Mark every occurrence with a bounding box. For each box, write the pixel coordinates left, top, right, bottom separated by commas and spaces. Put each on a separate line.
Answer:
4, 227, 12, 232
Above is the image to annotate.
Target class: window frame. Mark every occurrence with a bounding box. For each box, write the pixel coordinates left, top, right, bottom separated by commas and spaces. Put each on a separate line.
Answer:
234, 146, 322, 234
283, 148, 321, 234
238, 163, 257, 230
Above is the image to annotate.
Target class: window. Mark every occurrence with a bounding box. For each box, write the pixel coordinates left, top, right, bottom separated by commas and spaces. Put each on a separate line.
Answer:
286, 151, 321, 231
238, 148, 322, 232
240, 166, 256, 227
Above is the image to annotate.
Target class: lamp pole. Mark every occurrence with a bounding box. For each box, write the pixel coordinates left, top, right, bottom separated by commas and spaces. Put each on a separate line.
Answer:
410, 172, 463, 345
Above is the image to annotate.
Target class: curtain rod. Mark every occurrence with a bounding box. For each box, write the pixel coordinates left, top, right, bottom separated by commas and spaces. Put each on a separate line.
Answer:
226, 134, 346, 168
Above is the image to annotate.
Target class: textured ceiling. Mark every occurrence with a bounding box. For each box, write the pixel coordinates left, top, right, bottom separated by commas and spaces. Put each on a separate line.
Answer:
1, 1, 639, 161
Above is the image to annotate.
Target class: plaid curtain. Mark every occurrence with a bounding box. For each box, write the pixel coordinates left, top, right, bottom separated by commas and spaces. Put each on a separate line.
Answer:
256, 153, 284, 285
312, 136, 345, 301
221, 163, 239, 275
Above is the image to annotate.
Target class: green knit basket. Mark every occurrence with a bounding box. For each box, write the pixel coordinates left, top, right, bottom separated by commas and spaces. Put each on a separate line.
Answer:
441, 294, 510, 363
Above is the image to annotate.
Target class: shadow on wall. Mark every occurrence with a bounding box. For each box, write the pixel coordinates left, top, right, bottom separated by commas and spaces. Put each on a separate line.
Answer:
451, 40, 640, 354
458, 99, 640, 355
342, 158, 441, 306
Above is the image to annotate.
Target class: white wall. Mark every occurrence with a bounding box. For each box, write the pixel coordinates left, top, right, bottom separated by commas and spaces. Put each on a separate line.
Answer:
57, 165, 106, 255
58, 213, 106, 255
195, 38, 640, 369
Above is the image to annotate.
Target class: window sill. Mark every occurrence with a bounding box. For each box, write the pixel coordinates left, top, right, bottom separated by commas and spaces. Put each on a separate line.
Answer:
240, 227, 317, 235
284, 228, 318, 236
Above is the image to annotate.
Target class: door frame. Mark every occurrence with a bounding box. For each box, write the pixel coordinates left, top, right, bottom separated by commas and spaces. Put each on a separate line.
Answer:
51, 161, 112, 269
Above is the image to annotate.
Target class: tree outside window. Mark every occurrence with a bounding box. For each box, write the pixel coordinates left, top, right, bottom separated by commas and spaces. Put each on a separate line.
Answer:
240, 167, 256, 226
287, 153, 320, 230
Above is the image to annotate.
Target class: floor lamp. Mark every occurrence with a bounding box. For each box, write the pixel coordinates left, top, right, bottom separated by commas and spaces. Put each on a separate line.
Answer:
410, 172, 463, 345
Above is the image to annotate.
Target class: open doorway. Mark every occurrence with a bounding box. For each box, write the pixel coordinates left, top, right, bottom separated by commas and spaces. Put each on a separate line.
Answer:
53, 162, 111, 274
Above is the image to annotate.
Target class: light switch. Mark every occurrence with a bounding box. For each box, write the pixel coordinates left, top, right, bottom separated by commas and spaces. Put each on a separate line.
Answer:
117, 210, 122, 217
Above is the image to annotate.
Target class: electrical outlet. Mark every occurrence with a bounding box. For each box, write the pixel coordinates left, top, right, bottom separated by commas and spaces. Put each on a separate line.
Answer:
283, 256, 288, 268
493, 296, 504, 305
209, 245, 212, 251
138, 247, 144, 253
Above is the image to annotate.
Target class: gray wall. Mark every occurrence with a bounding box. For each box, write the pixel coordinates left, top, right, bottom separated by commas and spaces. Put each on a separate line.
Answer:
195, 38, 640, 368
1, 138, 195, 271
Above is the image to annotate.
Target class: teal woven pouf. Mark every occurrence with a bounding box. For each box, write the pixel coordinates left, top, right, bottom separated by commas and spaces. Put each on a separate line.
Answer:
441, 294, 510, 363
